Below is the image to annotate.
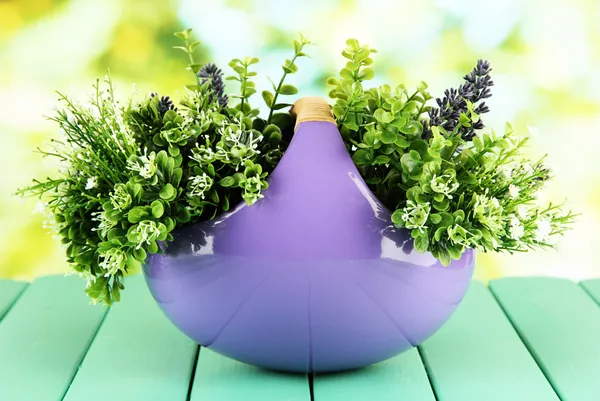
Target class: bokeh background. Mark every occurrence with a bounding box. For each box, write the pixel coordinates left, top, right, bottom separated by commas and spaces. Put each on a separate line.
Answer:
1, 0, 599, 282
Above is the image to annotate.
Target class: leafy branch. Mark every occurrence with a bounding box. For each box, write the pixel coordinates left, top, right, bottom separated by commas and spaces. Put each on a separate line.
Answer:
173, 28, 203, 86
226, 57, 259, 117
264, 33, 311, 124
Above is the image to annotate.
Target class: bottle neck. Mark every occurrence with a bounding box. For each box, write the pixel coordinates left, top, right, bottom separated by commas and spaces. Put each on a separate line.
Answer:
290, 96, 335, 131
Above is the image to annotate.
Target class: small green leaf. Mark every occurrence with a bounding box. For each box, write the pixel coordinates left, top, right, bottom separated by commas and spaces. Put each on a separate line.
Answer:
438, 248, 451, 266
359, 68, 374, 80
219, 176, 236, 187
380, 129, 396, 145
345, 38, 359, 50
293, 39, 302, 53
279, 84, 298, 95
175, 205, 191, 223
473, 136, 484, 151
448, 245, 463, 260
128, 207, 149, 224
159, 184, 175, 200
151, 200, 164, 219
373, 108, 385, 122
364, 177, 382, 184
174, 29, 191, 40
188, 63, 203, 74
381, 111, 394, 124
391, 209, 404, 226
390, 116, 406, 129
283, 59, 298, 73
133, 247, 147, 262
497, 138, 511, 149
434, 227, 446, 242
272, 103, 292, 110
395, 135, 410, 148
373, 155, 390, 165
147, 241, 158, 254
414, 233, 429, 253
270, 113, 294, 132
340, 68, 354, 80
430, 214, 442, 224
352, 149, 371, 166
433, 197, 450, 211
221, 195, 230, 212
262, 90, 274, 107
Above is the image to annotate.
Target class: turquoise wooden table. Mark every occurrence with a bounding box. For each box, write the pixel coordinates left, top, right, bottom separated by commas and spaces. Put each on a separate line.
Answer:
1, 275, 599, 401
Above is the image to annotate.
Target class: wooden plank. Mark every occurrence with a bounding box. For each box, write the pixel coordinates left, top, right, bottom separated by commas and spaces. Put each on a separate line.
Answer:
313, 348, 435, 401
419, 281, 558, 401
63, 275, 198, 401
0, 278, 27, 321
490, 277, 600, 401
190, 348, 311, 401
581, 278, 600, 306
0, 275, 106, 401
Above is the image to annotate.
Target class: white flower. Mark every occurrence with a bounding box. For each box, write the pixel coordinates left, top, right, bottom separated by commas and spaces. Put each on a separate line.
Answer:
91, 211, 116, 237
535, 218, 553, 243
110, 184, 132, 211
498, 162, 517, 180
401, 200, 431, 232
99, 247, 128, 277
508, 184, 520, 199
85, 177, 98, 190
508, 216, 525, 240
244, 176, 263, 193
243, 191, 264, 205
128, 150, 157, 179
473, 194, 504, 232
32, 200, 47, 215
132, 221, 162, 249
516, 204, 529, 219
520, 163, 534, 175
188, 173, 214, 199
430, 174, 460, 198
191, 146, 215, 164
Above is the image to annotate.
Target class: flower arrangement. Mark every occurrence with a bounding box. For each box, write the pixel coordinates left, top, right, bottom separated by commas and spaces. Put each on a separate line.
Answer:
17, 29, 575, 305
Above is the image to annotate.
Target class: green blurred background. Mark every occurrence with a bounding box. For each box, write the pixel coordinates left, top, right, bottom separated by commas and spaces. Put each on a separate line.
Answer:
1, 0, 598, 282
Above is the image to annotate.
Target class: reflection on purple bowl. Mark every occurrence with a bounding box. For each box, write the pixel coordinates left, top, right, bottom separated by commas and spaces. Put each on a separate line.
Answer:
143, 120, 475, 373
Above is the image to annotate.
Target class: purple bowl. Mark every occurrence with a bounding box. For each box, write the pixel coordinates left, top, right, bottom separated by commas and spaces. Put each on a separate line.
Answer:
143, 114, 475, 373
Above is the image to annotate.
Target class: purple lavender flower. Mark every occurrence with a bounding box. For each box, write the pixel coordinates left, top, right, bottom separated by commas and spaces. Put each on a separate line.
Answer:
424, 59, 494, 140
198, 63, 228, 108
150, 93, 175, 117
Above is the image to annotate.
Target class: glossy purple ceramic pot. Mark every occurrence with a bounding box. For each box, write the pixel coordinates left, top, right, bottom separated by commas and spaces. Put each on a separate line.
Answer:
144, 97, 475, 373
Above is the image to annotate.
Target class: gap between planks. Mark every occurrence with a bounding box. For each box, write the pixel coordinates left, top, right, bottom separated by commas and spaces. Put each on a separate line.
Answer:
60, 309, 111, 401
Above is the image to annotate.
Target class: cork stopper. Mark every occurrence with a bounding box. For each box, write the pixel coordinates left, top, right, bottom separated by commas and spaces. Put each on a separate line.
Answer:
290, 96, 335, 130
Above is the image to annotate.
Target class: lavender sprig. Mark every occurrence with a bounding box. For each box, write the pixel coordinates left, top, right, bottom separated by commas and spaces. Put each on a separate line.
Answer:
150, 93, 175, 117
425, 59, 494, 140
198, 63, 228, 108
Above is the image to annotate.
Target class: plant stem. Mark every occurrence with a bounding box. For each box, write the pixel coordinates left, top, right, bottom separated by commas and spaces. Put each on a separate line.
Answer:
240, 64, 248, 115
267, 53, 300, 124
185, 39, 201, 86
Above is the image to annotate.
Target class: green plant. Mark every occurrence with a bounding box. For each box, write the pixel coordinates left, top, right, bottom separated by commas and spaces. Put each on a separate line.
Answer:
327, 39, 575, 264
17, 31, 575, 305
16, 29, 309, 305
